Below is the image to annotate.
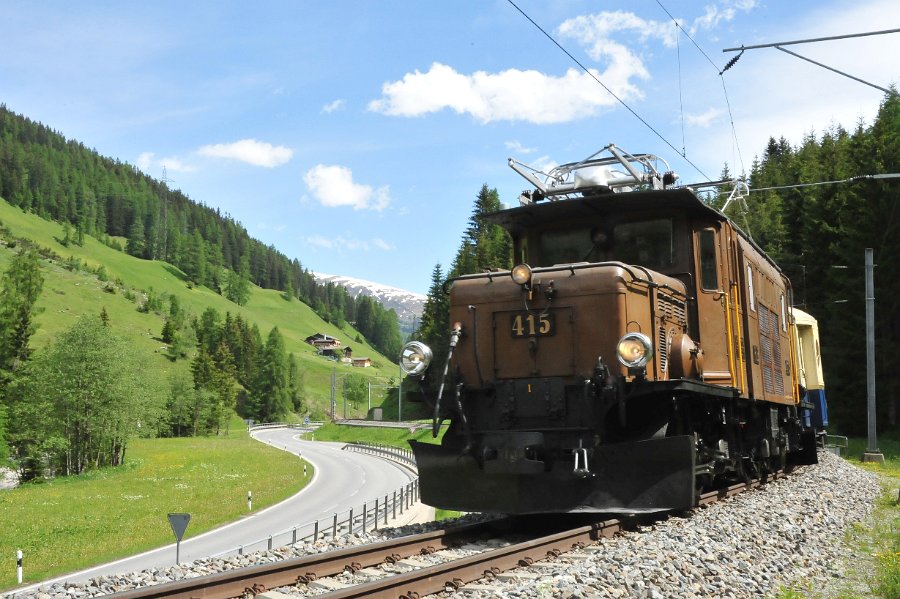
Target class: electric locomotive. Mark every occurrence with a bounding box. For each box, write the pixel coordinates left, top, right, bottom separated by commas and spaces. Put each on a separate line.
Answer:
401, 145, 821, 514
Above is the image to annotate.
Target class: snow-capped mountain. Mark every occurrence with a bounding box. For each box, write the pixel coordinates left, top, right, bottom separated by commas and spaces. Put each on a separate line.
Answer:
313, 273, 425, 334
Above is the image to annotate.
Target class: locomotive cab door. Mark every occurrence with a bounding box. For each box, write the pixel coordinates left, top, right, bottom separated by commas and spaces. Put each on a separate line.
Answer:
692, 224, 739, 387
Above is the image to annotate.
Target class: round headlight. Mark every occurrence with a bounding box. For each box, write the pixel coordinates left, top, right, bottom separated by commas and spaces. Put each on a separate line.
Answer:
511, 263, 533, 286
616, 332, 653, 369
400, 341, 433, 377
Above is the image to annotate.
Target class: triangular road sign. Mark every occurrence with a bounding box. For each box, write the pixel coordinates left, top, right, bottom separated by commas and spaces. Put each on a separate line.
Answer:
167, 513, 191, 542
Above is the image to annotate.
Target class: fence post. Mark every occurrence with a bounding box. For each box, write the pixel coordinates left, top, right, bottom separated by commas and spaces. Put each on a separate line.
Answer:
292, 528, 297, 545
400, 488, 404, 514
314, 520, 319, 541
384, 494, 389, 525
238, 545, 243, 556
332, 513, 338, 538
393, 491, 397, 520
268, 536, 273, 550
362, 502, 367, 533
349, 508, 354, 535
374, 498, 379, 530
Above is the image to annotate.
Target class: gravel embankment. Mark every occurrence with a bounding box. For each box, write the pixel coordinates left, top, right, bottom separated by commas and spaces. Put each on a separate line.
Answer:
6, 451, 882, 599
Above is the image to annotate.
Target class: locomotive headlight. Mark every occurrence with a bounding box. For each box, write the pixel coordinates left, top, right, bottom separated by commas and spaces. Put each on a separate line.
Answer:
616, 332, 654, 369
511, 263, 533, 286
399, 341, 433, 378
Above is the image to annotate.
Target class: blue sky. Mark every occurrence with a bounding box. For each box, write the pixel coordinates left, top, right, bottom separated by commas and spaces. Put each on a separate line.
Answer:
2, 1, 898, 294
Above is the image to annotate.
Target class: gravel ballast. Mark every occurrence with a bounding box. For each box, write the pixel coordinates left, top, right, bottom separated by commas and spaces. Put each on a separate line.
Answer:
5, 451, 882, 599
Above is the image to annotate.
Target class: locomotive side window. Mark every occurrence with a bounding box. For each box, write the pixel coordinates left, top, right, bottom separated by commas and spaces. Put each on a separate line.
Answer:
780, 293, 787, 332
698, 229, 718, 290
746, 264, 756, 312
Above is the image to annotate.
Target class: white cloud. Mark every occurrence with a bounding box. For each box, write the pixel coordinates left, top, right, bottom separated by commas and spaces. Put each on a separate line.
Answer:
373, 238, 394, 251
557, 11, 677, 54
685, 108, 724, 128
134, 151, 195, 174
303, 164, 390, 211
529, 155, 560, 175
305, 234, 393, 253
136, 152, 155, 172
322, 99, 346, 113
555, 3, 757, 84
505, 140, 537, 155
368, 62, 638, 124
198, 139, 293, 168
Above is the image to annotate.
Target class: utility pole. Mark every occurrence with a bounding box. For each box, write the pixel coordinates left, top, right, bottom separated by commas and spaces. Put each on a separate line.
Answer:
330, 367, 336, 421
862, 248, 884, 463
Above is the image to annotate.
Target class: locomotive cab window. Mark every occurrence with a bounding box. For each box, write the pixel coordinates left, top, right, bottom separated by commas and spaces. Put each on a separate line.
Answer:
613, 218, 674, 270
527, 216, 678, 271
538, 226, 596, 265
698, 229, 718, 290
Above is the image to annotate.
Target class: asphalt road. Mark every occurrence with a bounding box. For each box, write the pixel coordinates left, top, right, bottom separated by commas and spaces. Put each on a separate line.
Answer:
26, 427, 417, 587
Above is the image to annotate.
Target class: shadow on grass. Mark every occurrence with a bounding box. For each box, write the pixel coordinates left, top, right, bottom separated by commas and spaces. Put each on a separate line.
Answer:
162, 263, 189, 282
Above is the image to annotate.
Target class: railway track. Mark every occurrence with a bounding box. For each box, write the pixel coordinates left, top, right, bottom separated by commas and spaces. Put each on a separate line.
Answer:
108, 470, 791, 599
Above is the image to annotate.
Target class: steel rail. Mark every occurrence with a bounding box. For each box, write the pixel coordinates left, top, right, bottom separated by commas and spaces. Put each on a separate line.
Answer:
318, 470, 791, 599
108, 520, 492, 599
108, 469, 793, 599
318, 519, 625, 599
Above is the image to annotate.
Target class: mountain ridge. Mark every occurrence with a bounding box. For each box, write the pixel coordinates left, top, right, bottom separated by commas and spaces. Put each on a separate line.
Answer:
313, 272, 425, 335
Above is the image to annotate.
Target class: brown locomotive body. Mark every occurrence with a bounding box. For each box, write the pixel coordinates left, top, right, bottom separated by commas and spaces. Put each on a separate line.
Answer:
405, 146, 818, 514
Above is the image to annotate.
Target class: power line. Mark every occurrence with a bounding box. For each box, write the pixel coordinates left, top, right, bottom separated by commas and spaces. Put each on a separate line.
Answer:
723, 28, 900, 98
675, 20, 686, 157
654, 0, 722, 73
505, 0, 712, 181
654, 0, 746, 175
774, 46, 898, 97
723, 28, 900, 52
750, 173, 900, 193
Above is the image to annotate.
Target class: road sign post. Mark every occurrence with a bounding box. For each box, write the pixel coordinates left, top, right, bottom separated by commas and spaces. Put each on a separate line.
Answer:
167, 513, 191, 565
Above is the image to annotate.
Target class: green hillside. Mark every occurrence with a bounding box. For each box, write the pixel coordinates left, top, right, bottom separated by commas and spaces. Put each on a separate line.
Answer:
0, 197, 399, 421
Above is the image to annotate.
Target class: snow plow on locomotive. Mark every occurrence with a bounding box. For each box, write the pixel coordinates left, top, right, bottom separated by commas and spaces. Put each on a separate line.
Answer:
402, 145, 824, 515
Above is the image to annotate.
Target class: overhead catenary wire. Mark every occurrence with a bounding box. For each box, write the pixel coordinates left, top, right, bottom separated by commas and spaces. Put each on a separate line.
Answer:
505, 0, 712, 182
749, 173, 900, 193
654, 0, 746, 176
675, 20, 686, 157
773, 46, 898, 98
723, 28, 900, 52
723, 28, 900, 98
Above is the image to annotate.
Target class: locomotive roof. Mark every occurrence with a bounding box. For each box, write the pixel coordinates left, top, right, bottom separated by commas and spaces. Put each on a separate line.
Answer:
486, 187, 724, 232
487, 186, 785, 276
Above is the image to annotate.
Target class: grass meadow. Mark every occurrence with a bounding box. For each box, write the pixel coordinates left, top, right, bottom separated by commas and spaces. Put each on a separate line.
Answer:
844, 434, 900, 598
0, 420, 309, 591
302, 421, 445, 448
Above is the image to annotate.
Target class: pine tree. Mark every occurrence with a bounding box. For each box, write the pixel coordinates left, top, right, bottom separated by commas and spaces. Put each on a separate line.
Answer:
0, 249, 44, 374
250, 327, 292, 421
125, 219, 146, 258
450, 184, 511, 277
224, 255, 251, 305
414, 263, 451, 389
